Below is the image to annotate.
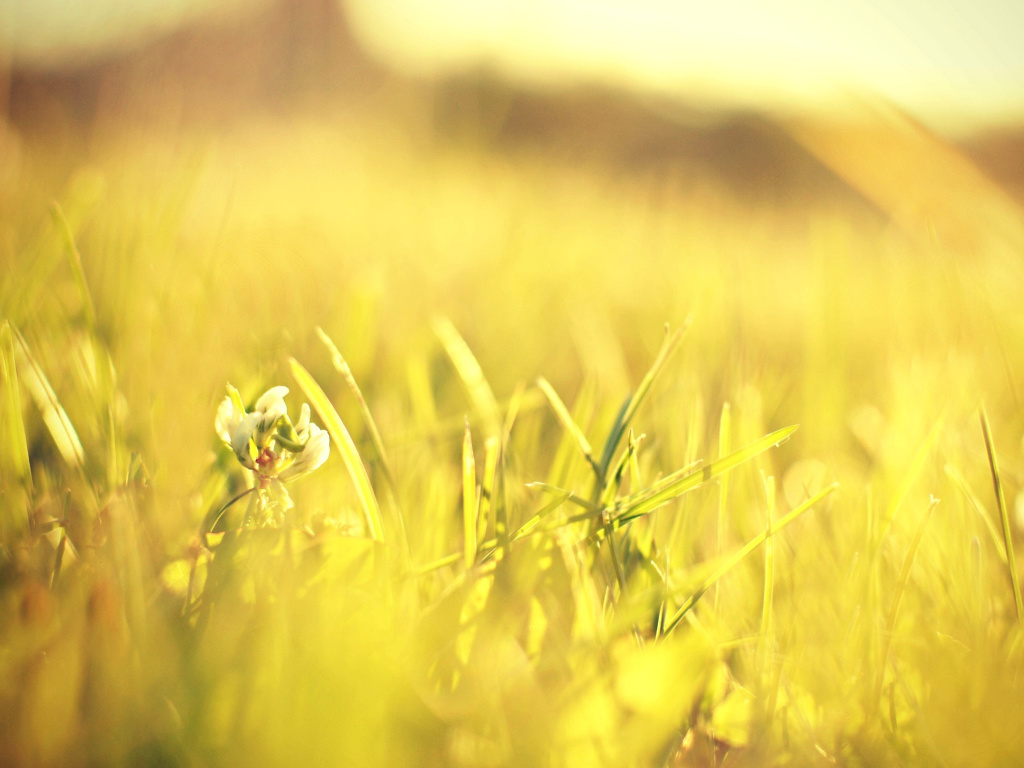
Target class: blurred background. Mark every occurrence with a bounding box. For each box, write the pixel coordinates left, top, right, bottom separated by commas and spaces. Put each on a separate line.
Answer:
4, 0, 1024, 490
4, 0, 1024, 524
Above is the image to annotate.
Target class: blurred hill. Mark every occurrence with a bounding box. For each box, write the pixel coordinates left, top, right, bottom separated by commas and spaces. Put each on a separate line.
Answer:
4, 0, 1024, 225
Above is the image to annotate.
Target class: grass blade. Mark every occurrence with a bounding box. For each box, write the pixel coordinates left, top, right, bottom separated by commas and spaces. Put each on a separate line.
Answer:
873, 496, 940, 714
526, 482, 603, 513
463, 418, 478, 569
613, 425, 799, 525
758, 473, 776, 676
876, 414, 945, 545
51, 202, 97, 333
0, 321, 32, 491
597, 323, 688, 482
600, 429, 645, 509
663, 481, 838, 634
714, 401, 731, 613
537, 377, 600, 479
317, 327, 409, 559
13, 327, 85, 469
945, 463, 1007, 565
290, 357, 385, 542
317, 328, 397, 496
479, 435, 500, 542
434, 317, 501, 440
510, 490, 573, 543
980, 407, 1023, 623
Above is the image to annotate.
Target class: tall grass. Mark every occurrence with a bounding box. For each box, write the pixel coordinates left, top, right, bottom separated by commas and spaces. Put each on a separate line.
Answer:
2, 101, 1024, 766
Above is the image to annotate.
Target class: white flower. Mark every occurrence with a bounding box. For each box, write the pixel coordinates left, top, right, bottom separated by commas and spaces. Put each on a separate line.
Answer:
215, 383, 329, 482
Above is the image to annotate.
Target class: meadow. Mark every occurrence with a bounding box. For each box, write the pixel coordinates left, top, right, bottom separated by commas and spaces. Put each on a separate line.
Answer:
2, 85, 1024, 766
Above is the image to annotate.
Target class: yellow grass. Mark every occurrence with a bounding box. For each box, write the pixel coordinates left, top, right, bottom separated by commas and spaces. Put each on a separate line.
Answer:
2, 94, 1024, 766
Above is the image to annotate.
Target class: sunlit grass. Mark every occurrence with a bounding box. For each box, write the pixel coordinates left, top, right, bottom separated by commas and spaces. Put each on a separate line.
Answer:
2, 99, 1024, 767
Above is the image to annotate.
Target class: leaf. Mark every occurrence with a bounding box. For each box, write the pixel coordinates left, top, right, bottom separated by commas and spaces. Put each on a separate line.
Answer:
980, 407, 1023, 624
872, 496, 940, 711
13, 327, 85, 469
612, 425, 799, 527
462, 418, 478, 569
51, 202, 96, 332
434, 317, 501, 440
479, 435, 500, 542
317, 327, 409, 561
876, 413, 945, 544
537, 377, 600, 478
316, 328, 397, 496
290, 357, 385, 542
598, 323, 688, 483
663, 481, 838, 634
0, 321, 31, 490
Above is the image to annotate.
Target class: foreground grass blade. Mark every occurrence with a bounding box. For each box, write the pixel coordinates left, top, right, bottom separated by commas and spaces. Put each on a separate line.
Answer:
876, 414, 945, 545
0, 322, 32, 491
317, 328, 398, 497
980, 407, 1023, 623
434, 317, 501, 439
944, 464, 1007, 565
714, 402, 732, 613
511, 490, 573, 543
612, 425, 799, 526
537, 377, 600, 479
758, 474, 776, 676
597, 323, 688, 482
290, 357, 385, 542
13, 327, 85, 469
526, 482, 603, 513
873, 496, 940, 714
463, 418, 478, 568
51, 202, 97, 332
317, 327, 409, 559
479, 436, 500, 542
662, 482, 838, 634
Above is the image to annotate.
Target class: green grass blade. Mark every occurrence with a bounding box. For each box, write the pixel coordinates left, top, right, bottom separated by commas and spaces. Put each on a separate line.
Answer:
525, 482, 603, 513
510, 490, 573, 542
13, 327, 85, 470
945, 463, 1007, 565
463, 418, 478, 569
597, 323, 688, 482
537, 376, 600, 479
317, 328, 397, 496
600, 429, 644, 509
290, 357, 385, 542
980, 407, 1024, 623
876, 414, 945, 545
317, 327, 409, 559
0, 321, 32, 491
51, 202, 97, 333
663, 481, 838, 634
434, 317, 501, 439
714, 401, 732, 613
873, 496, 940, 713
717, 401, 732, 552
758, 473, 776, 676
479, 435, 500, 542
613, 425, 799, 525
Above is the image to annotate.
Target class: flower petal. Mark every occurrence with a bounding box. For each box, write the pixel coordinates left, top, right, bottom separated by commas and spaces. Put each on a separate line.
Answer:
294, 403, 311, 438
279, 425, 330, 481
255, 386, 289, 414
214, 395, 242, 445
231, 412, 261, 469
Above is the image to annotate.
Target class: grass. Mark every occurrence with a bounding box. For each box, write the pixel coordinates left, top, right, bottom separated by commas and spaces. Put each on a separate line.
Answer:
2, 96, 1024, 767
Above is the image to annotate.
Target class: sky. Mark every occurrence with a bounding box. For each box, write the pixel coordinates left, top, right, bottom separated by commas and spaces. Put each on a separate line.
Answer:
3, 0, 1023, 133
